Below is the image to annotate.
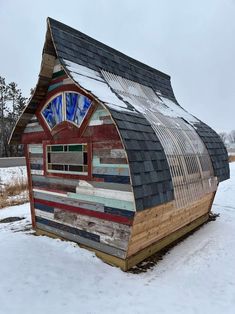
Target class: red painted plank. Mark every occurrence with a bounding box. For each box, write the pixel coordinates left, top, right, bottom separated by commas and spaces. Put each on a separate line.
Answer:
93, 141, 123, 149
22, 131, 50, 144
50, 75, 68, 85
34, 198, 133, 226
25, 146, 36, 228
83, 125, 120, 141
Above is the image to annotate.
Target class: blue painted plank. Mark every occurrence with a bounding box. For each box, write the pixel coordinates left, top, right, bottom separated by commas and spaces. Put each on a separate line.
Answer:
35, 216, 100, 242
93, 174, 130, 184
30, 163, 43, 170
34, 202, 54, 213
104, 206, 135, 218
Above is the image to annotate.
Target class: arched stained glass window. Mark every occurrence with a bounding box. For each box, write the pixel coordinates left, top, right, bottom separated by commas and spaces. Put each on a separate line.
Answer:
42, 94, 63, 129
66, 92, 91, 125
41, 92, 91, 129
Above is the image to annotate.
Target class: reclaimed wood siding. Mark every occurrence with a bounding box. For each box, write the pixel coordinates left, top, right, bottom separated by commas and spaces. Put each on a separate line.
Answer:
29, 104, 135, 258
28, 144, 44, 175
23, 115, 44, 134
47, 60, 73, 92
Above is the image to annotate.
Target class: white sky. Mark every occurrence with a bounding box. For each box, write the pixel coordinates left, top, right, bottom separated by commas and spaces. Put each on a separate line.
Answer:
1, 0, 235, 132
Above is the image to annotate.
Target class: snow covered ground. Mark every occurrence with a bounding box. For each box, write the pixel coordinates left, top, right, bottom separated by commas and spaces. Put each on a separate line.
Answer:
0, 164, 235, 314
0, 166, 27, 187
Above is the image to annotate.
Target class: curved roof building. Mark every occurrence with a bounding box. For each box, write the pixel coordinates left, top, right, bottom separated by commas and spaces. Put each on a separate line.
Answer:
11, 18, 230, 270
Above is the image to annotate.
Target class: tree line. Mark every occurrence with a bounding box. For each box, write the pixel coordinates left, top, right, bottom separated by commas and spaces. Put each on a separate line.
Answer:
0, 76, 27, 157
219, 131, 235, 147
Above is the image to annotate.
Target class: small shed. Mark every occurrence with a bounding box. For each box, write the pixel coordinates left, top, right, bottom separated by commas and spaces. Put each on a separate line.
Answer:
10, 18, 229, 270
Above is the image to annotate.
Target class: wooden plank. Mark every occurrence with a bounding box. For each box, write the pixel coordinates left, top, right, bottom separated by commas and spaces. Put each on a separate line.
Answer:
126, 214, 209, 270
110, 149, 126, 158
35, 209, 53, 220
92, 166, 129, 176
31, 170, 44, 175
100, 157, 127, 164
93, 141, 123, 150
35, 208, 129, 250
30, 164, 43, 170
92, 156, 128, 169
75, 186, 134, 202
127, 192, 214, 257
32, 174, 132, 192
24, 125, 44, 134
34, 198, 133, 226
67, 192, 135, 211
36, 216, 100, 242
30, 157, 43, 165
34, 202, 54, 213
35, 223, 126, 259
28, 144, 43, 154
54, 209, 130, 250
48, 82, 62, 92
132, 194, 212, 236
33, 189, 104, 212
92, 174, 130, 184
35, 213, 209, 271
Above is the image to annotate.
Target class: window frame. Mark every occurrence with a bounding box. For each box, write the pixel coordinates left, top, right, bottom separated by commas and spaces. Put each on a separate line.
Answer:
46, 143, 88, 176
41, 91, 92, 130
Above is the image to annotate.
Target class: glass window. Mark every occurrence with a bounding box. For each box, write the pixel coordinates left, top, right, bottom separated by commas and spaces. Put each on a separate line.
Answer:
66, 92, 91, 126
41, 92, 91, 129
47, 144, 88, 175
42, 94, 63, 128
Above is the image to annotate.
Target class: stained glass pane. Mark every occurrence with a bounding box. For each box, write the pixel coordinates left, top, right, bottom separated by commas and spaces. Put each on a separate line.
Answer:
68, 144, 82, 151
51, 145, 63, 152
66, 92, 91, 126
42, 95, 63, 128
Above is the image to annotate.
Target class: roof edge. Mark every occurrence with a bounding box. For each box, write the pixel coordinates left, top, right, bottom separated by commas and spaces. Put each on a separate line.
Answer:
47, 17, 171, 80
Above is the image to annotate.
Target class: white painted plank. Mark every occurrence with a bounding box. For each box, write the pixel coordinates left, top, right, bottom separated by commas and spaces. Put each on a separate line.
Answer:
75, 186, 134, 202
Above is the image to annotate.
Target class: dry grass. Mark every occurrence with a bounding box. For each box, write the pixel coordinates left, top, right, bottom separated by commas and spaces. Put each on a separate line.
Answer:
0, 178, 29, 209
229, 155, 235, 163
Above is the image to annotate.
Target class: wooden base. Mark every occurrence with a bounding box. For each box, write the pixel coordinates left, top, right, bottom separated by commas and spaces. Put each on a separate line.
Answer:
35, 213, 209, 271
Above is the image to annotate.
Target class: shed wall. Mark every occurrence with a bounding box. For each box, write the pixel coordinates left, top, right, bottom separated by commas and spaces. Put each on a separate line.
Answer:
24, 67, 136, 259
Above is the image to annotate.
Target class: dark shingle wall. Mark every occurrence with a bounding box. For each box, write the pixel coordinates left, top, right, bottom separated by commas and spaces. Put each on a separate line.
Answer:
49, 18, 176, 100
110, 110, 174, 211
194, 122, 230, 182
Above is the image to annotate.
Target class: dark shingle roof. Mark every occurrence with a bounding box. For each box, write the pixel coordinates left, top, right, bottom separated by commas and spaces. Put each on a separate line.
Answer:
11, 18, 229, 211
48, 18, 176, 100
193, 122, 230, 182
110, 109, 173, 210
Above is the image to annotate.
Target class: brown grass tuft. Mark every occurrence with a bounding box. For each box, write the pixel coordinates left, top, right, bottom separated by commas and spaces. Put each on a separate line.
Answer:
0, 178, 29, 209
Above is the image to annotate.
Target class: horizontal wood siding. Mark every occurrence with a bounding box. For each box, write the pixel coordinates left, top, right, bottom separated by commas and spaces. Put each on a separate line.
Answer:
28, 103, 135, 258
23, 115, 44, 134
127, 191, 215, 257
28, 144, 44, 176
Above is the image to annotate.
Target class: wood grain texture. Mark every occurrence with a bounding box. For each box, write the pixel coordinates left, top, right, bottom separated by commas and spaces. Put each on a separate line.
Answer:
34, 198, 133, 226
67, 192, 135, 211
127, 192, 215, 257
35, 223, 126, 259
35, 213, 209, 271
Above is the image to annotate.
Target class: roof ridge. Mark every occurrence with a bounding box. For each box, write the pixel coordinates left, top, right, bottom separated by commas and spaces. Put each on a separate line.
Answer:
47, 17, 170, 80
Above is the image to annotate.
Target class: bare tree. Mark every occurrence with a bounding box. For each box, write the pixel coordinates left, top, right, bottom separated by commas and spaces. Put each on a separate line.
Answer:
228, 130, 235, 144
0, 76, 27, 157
219, 132, 227, 145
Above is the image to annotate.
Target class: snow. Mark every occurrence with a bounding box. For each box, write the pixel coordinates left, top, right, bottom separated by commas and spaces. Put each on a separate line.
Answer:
0, 164, 235, 314
158, 96, 198, 123
63, 59, 131, 111
63, 60, 204, 127
0, 166, 27, 187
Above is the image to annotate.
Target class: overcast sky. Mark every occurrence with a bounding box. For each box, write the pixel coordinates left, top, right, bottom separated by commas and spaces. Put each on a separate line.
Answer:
1, 0, 235, 132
